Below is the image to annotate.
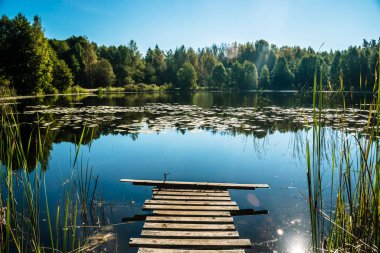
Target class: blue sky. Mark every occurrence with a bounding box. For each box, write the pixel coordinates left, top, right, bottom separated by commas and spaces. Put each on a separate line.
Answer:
1, 0, 380, 53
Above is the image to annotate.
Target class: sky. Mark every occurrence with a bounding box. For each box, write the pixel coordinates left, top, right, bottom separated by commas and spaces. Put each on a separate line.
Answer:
1, 0, 380, 53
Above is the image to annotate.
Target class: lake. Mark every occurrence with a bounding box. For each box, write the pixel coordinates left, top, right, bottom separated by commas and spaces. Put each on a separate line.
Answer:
1, 91, 373, 252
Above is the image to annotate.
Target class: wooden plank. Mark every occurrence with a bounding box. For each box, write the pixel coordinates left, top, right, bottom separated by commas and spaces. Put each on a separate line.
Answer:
121, 179, 269, 190
138, 248, 245, 253
152, 195, 231, 201
145, 200, 237, 206
143, 205, 239, 211
143, 223, 235, 230
153, 188, 227, 193
146, 216, 233, 223
141, 230, 239, 238
152, 191, 230, 197
129, 238, 251, 248
152, 210, 231, 217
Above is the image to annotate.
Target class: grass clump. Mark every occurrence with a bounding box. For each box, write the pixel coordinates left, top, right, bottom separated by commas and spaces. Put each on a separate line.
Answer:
306, 47, 380, 252
0, 97, 103, 252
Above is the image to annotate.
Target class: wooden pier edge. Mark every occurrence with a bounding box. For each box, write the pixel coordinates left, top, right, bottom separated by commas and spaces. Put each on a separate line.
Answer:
120, 179, 270, 190
122, 179, 270, 251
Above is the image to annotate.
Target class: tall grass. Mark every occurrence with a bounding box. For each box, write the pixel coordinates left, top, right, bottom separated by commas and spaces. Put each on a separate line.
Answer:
0, 97, 99, 252
307, 47, 380, 252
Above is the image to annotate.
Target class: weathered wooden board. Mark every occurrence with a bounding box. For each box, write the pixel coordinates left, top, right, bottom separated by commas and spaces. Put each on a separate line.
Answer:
143, 205, 239, 211
146, 216, 233, 224
143, 223, 235, 230
129, 238, 252, 248
152, 210, 231, 217
141, 230, 239, 238
152, 195, 231, 201
152, 191, 230, 197
145, 200, 237, 206
121, 179, 269, 190
138, 249, 245, 253
153, 188, 227, 193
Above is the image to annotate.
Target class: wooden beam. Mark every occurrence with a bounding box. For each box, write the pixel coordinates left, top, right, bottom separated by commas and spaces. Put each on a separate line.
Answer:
146, 216, 233, 224
138, 248, 245, 253
153, 188, 227, 193
145, 200, 237, 206
141, 230, 239, 239
121, 179, 269, 190
129, 238, 251, 248
152, 210, 231, 217
152, 191, 230, 197
152, 195, 231, 201
143, 205, 239, 211
143, 223, 235, 230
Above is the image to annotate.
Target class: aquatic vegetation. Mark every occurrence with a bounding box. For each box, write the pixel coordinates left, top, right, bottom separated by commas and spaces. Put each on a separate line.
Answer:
0, 100, 112, 252
307, 48, 380, 252
19, 102, 376, 140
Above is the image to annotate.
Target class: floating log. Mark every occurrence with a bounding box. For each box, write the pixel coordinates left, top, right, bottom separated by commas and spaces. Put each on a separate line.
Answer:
121, 179, 269, 190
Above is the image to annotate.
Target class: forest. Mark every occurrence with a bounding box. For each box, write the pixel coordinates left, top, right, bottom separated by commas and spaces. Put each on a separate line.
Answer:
0, 13, 379, 95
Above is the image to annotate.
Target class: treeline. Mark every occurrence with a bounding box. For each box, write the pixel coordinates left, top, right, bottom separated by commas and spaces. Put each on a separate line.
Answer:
0, 13, 379, 95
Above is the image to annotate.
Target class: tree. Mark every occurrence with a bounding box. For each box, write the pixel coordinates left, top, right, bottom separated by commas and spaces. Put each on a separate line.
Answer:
242, 61, 258, 90
211, 63, 227, 89
238, 42, 256, 63
259, 65, 270, 88
82, 42, 98, 87
330, 51, 341, 88
271, 56, 294, 89
230, 62, 244, 89
296, 55, 318, 87
198, 52, 218, 87
176, 62, 197, 90
93, 59, 116, 87
255, 39, 270, 71
144, 45, 166, 84
51, 56, 73, 91
0, 14, 54, 94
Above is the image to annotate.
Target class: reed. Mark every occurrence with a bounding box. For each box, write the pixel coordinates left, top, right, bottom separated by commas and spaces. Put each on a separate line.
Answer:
307, 46, 380, 252
0, 96, 99, 252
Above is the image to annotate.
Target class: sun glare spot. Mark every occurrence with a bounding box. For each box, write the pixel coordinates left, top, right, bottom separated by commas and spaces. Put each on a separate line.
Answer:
290, 244, 304, 253
276, 228, 284, 235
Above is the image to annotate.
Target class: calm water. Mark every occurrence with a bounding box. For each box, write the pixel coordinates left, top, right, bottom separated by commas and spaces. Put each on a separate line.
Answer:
3, 91, 373, 252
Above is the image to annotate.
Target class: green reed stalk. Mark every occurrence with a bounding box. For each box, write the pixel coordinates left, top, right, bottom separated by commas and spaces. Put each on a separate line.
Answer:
1, 98, 97, 253
308, 46, 380, 252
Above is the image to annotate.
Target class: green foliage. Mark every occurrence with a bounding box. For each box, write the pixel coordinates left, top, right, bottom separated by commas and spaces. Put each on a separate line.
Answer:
176, 62, 197, 90
93, 59, 116, 87
0, 14, 53, 94
271, 56, 294, 89
144, 45, 167, 84
1, 13, 380, 95
230, 62, 244, 89
242, 61, 258, 90
296, 55, 318, 87
211, 63, 227, 89
51, 56, 73, 91
259, 65, 270, 88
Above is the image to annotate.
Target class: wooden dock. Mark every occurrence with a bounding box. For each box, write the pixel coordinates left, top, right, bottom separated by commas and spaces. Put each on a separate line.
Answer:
121, 179, 269, 252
